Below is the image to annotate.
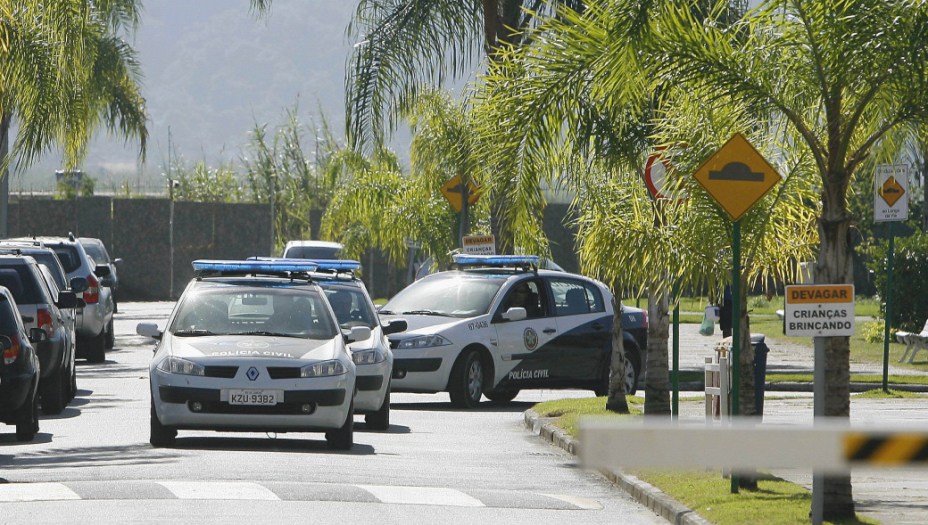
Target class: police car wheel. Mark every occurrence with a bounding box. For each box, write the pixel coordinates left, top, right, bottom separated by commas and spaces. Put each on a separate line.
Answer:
484, 388, 519, 404
326, 402, 354, 450
150, 402, 177, 447
624, 350, 640, 396
365, 387, 390, 431
449, 349, 484, 408
85, 331, 106, 363
594, 350, 639, 397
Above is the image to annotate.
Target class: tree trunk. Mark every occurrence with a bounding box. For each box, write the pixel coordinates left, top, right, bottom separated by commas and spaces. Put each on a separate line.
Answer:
735, 282, 759, 489
643, 286, 670, 415
605, 292, 629, 413
0, 114, 10, 238
817, 181, 856, 519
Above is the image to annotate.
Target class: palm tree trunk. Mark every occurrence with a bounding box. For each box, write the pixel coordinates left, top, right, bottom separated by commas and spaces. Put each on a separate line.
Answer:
0, 113, 10, 238
643, 285, 670, 415
606, 292, 629, 413
817, 180, 855, 519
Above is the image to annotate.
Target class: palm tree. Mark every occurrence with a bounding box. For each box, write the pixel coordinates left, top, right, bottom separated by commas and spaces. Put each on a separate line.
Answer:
643, 1, 928, 517
0, 0, 147, 233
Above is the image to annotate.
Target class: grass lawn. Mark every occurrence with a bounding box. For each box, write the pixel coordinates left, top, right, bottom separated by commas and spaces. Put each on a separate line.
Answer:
532, 396, 876, 525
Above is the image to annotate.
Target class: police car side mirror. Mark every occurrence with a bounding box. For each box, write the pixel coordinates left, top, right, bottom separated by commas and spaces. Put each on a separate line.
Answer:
382, 318, 407, 335
346, 326, 372, 343
136, 322, 162, 340
502, 307, 527, 322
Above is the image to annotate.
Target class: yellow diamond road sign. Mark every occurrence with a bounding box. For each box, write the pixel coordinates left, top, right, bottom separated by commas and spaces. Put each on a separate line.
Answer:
692, 133, 781, 221
440, 175, 481, 213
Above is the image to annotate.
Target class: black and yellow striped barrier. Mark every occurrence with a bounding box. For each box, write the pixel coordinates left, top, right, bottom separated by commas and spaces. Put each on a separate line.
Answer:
844, 433, 928, 465
579, 421, 928, 473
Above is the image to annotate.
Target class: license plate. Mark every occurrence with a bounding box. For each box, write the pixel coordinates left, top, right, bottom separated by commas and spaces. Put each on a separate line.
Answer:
227, 389, 282, 406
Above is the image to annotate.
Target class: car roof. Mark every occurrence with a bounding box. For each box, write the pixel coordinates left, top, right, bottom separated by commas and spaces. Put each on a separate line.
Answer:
284, 240, 343, 249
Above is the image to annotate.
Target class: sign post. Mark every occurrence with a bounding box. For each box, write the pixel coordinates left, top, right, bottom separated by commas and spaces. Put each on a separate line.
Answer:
693, 133, 781, 494
874, 164, 908, 393
785, 284, 855, 525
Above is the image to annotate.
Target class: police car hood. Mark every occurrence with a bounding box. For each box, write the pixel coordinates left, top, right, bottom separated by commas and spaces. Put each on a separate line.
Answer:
381, 314, 463, 334
168, 335, 338, 361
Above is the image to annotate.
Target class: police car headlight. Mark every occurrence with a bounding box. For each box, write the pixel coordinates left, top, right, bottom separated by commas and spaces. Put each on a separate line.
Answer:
396, 334, 452, 349
157, 356, 205, 376
301, 359, 348, 378
352, 349, 385, 365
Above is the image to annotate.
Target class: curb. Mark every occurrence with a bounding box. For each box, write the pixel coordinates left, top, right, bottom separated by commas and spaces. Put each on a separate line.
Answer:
523, 409, 713, 525
678, 381, 928, 393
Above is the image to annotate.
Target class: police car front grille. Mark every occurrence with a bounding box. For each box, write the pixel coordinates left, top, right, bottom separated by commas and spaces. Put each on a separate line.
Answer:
267, 367, 301, 379
204, 366, 239, 378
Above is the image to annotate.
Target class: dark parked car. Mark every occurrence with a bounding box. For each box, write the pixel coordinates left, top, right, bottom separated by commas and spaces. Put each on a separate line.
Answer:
0, 255, 79, 414
0, 285, 47, 441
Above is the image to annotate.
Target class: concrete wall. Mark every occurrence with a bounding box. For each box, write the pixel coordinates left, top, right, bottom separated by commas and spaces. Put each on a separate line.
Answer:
9, 196, 273, 301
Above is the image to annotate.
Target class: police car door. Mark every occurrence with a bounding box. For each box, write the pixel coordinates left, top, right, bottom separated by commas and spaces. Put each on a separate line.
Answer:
492, 278, 560, 389
547, 278, 611, 383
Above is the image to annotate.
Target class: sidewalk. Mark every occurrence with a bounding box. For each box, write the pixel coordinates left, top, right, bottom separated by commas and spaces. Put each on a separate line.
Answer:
525, 322, 928, 524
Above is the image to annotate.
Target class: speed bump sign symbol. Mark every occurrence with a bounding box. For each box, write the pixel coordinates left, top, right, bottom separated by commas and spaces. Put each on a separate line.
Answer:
693, 133, 781, 221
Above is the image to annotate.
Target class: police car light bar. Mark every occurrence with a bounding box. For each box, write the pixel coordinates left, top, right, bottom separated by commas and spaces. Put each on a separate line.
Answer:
193, 259, 320, 274
452, 254, 540, 268
246, 257, 360, 272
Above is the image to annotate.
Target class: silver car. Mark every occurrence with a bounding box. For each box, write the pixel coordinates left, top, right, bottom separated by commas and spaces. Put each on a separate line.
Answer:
11, 235, 115, 362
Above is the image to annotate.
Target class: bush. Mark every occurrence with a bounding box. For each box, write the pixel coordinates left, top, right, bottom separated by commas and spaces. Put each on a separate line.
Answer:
861, 321, 890, 343
867, 231, 928, 333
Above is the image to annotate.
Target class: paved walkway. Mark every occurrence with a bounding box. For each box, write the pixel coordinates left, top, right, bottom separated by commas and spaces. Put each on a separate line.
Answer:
527, 322, 928, 524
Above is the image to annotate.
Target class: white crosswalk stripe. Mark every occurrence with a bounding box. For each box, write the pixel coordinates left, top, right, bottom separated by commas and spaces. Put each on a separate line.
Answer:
0, 482, 81, 502
158, 481, 280, 500
357, 484, 485, 507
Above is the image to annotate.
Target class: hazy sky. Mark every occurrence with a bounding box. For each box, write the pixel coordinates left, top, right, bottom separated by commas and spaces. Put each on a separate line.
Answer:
16, 1, 359, 192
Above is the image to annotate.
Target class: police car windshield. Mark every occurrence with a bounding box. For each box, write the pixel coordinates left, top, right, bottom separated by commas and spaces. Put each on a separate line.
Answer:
383, 274, 503, 318
170, 287, 339, 339
321, 286, 376, 329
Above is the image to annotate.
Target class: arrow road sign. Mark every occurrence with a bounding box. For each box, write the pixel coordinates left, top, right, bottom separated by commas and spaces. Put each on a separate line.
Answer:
440, 175, 481, 213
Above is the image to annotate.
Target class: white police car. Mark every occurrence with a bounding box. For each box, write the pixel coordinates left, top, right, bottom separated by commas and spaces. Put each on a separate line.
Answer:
136, 259, 369, 450
380, 255, 648, 408
258, 258, 406, 430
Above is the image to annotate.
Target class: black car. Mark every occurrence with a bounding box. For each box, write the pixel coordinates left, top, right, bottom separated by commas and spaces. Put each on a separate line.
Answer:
0, 285, 47, 441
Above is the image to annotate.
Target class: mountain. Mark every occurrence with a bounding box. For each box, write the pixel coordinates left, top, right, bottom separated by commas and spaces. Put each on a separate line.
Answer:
15, 1, 360, 193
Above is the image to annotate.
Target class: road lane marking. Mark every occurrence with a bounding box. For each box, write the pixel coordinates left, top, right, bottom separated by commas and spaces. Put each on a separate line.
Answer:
541, 493, 603, 510
356, 484, 485, 507
159, 481, 280, 500
0, 482, 80, 502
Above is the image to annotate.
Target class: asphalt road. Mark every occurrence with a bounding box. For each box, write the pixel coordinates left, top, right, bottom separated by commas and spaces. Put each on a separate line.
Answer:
0, 302, 664, 525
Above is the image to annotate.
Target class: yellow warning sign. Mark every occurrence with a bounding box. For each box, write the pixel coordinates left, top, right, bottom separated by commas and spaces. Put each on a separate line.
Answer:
880, 177, 905, 207
692, 133, 781, 221
440, 175, 481, 213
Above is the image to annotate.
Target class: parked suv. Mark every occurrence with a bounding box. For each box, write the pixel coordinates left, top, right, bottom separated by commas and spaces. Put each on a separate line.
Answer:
0, 286, 46, 441
0, 255, 78, 414
11, 235, 115, 361
0, 242, 88, 398
78, 237, 121, 312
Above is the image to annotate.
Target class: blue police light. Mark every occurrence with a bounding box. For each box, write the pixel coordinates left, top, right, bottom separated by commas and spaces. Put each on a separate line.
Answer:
246, 257, 360, 272
452, 254, 540, 267
193, 259, 319, 274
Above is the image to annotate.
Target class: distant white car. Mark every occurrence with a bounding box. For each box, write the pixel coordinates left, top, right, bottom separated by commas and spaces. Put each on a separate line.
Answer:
137, 259, 370, 450
281, 240, 343, 260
